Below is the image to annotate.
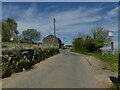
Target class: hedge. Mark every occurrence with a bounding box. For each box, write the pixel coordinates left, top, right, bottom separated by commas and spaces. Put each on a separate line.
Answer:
1, 47, 59, 78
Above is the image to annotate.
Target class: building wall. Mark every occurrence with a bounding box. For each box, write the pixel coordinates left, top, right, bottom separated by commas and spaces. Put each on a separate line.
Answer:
43, 35, 61, 48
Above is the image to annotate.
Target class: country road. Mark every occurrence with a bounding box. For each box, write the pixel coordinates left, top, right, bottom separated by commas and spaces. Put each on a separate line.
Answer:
2, 50, 112, 88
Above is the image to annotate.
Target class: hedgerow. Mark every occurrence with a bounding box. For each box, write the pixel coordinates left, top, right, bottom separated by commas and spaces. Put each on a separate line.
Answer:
1, 47, 59, 78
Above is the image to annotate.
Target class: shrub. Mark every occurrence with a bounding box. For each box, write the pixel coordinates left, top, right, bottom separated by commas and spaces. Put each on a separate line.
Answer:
2, 62, 12, 78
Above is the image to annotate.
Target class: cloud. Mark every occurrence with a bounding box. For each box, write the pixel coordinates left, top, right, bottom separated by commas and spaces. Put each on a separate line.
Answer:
104, 6, 118, 20
0, 2, 2, 20
24, 3, 37, 17
7, 4, 103, 35
53, 7, 102, 21
101, 6, 118, 32
108, 6, 118, 17
2, 2, 118, 46
2, 4, 24, 19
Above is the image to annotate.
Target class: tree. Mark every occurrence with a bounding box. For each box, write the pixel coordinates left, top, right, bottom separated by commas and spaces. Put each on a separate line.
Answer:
0, 21, 2, 42
2, 18, 18, 42
22, 28, 41, 44
90, 27, 109, 52
71, 27, 110, 52
71, 37, 85, 52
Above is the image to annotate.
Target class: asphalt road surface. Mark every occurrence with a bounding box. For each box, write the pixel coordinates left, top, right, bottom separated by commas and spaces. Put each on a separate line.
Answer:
2, 50, 107, 88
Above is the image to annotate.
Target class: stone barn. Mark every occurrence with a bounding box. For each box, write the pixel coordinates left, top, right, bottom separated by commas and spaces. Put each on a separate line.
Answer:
43, 35, 62, 49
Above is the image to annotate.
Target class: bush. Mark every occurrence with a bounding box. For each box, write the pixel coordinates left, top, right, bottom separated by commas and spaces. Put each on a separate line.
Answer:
71, 27, 109, 53
2, 62, 12, 78
2, 45, 8, 48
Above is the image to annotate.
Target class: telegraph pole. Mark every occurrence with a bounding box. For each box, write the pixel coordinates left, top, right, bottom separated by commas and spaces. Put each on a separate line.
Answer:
53, 18, 56, 47
54, 18, 56, 36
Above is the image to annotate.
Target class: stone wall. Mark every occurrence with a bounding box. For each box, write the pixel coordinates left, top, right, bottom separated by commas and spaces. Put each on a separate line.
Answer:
1, 47, 59, 78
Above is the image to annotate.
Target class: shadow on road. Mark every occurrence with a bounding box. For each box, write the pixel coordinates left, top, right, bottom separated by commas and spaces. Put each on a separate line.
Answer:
25, 66, 37, 71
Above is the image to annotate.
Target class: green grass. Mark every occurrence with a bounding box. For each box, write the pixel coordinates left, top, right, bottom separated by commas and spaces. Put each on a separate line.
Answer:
1, 42, 44, 50
80, 52, 118, 72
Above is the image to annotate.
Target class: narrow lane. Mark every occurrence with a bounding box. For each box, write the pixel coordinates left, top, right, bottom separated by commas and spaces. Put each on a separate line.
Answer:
3, 50, 105, 88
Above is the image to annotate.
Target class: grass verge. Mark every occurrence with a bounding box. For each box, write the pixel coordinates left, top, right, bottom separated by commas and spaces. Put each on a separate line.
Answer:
80, 52, 118, 72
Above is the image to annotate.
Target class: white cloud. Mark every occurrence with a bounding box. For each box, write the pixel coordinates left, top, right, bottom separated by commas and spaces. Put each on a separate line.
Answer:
2, 2, 118, 46
2, 4, 24, 19
12, 4, 103, 35
0, 2, 2, 20
24, 3, 37, 17
104, 6, 118, 19
102, 6, 118, 33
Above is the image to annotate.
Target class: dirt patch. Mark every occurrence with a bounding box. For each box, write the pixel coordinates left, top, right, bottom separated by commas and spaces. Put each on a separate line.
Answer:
85, 56, 104, 69
84, 56, 117, 88
85, 56, 117, 75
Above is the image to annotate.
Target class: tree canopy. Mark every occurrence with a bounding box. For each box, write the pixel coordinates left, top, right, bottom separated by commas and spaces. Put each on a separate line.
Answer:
2, 18, 18, 42
71, 27, 110, 52
22, 28, 41, 42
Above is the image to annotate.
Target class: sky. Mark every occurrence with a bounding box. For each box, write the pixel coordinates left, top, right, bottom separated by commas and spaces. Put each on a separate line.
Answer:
2, 2, 118, 48
1, 0, 120, 2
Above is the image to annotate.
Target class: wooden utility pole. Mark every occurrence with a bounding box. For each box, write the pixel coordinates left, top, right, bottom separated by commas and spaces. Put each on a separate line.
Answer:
52, 18, 56, 47
54, 18, 56, 36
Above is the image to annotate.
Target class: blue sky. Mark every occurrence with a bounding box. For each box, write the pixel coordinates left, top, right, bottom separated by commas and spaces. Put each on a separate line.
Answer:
2, 2, 118, 48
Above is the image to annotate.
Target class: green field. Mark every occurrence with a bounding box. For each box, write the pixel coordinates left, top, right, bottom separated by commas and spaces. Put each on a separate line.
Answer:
1, 42, 43, 50
80, 52, 118, 72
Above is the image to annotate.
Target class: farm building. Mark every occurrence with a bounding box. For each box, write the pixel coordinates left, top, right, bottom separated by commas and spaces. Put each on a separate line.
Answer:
43, 35, 62, 49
